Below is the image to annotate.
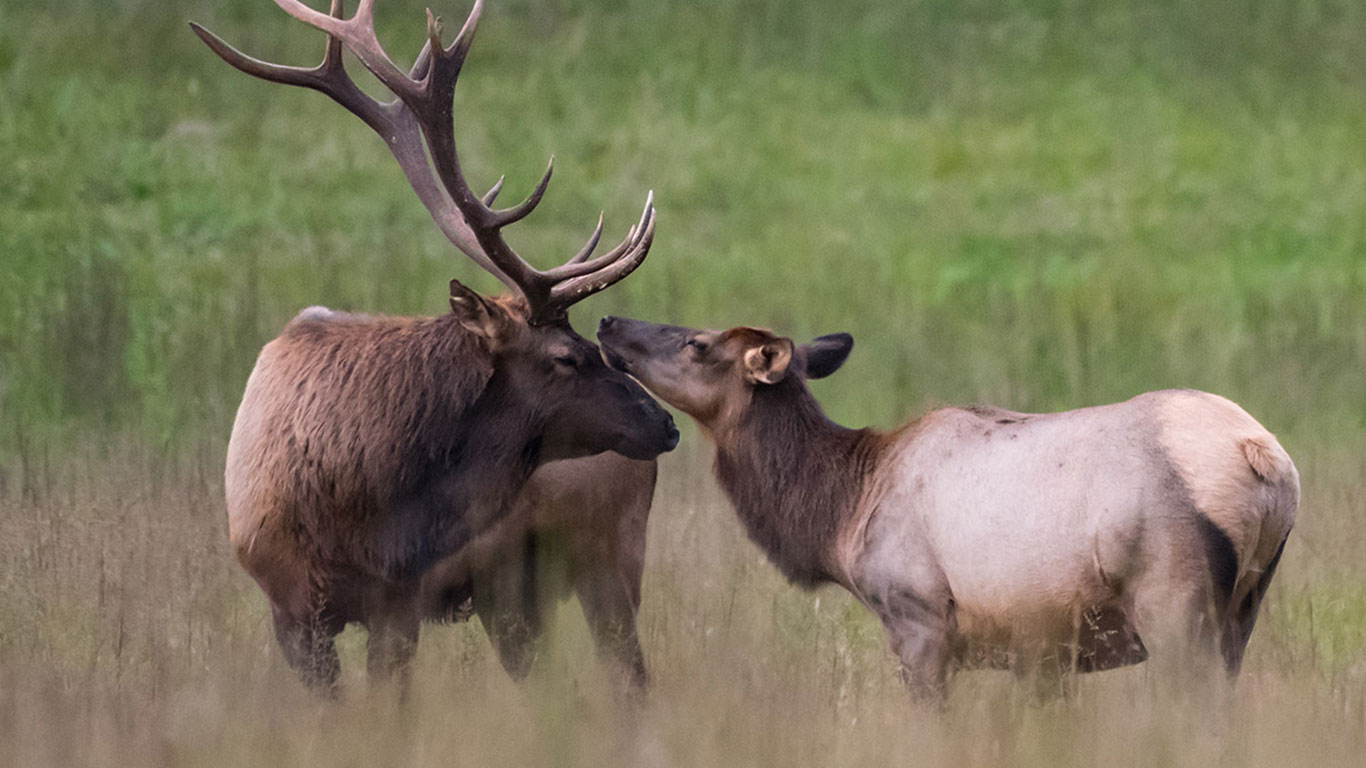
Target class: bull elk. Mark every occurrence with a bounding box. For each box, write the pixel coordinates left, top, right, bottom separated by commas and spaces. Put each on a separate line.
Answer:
195, 0, 679, 692
598, 317, 1299, 699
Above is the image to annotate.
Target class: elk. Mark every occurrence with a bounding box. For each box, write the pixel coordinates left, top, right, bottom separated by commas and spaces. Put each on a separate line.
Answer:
598, 317, 1299, 699
195, 0, 680, 692
418, 452, 656, 690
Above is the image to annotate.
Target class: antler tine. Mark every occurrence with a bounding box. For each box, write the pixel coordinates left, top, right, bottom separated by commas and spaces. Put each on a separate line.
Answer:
442, 0, 482, 67
541, 191, 653, 280
549, 202, 657, 305
568, 213, 605, 265
425, 8, 445, 61
323, 0, 346, 71
198, 0, 661, 323
409, 35, 434, 78
491, 157, 554, 227
482, 176, 506, 206
189, 24, 318, 85
270, 0, 422, 102
189, 2, 390, 137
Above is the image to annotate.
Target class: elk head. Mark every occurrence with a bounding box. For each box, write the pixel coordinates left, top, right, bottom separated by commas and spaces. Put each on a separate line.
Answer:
194, 0, 678, 461
597, 316, 853, 434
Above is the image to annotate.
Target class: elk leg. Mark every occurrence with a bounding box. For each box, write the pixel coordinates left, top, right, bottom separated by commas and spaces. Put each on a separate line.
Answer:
366, 608, 420, 696
473, 534, 542, 681
888, 622, 952, 703
877, 591, 954, 703
1128, 575, 1222, 681
1221, 537, 1287, 677
271, 601, 341, 695
1010, 652, 1073, 702
566, 461, 653, 695
574, 567, 649, 693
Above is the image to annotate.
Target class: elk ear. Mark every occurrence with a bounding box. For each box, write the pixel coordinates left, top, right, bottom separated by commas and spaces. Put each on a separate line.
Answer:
449, 279, 509, 347
800, 333, 853, 379
742, 338, 795, 385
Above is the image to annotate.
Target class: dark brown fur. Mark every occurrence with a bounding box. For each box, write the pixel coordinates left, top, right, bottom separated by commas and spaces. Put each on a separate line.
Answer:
715, 376, 886, 587
418, 452, 656, 690
228, 300, 675, 693
202, 0, 678, 697
597, 319, 876, 588
244, 312, 508, 581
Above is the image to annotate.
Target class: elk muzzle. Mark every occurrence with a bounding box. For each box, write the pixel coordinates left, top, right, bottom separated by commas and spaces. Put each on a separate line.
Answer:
597, 316, 723, 421
597, 316, 690, 375
540, 365, 679, 462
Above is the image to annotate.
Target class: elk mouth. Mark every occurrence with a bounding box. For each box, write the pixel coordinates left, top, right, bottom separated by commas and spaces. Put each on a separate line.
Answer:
600, 343, 634, 375
597, 315, 649, 375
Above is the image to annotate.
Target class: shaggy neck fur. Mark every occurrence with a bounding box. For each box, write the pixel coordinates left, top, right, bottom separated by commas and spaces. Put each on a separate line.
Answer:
281, 311, 548, 580
712, 378, 885, 587
418, 367, 548, 559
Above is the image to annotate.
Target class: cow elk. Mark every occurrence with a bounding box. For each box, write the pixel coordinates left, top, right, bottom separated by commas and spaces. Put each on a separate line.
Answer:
598, 317, 1299, 699
195, 0, 679, 693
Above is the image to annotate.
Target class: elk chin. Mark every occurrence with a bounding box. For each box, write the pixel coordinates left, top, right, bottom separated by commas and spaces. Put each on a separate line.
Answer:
627, 406, 681, 458
539, 398, 679, 463
597, 341, 695, 421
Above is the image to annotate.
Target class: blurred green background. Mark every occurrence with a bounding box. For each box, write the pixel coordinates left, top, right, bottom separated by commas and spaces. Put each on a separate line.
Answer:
2, 5, 1365, 764
2, 0, 1364, 450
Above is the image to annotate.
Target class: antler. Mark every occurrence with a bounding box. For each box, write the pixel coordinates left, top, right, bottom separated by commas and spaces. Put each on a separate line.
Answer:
191, 0, 656, 324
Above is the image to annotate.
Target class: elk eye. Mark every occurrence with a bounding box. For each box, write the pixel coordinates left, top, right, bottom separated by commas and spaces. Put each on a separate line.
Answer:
685, 338, 708, 353
553, 355, 578, 369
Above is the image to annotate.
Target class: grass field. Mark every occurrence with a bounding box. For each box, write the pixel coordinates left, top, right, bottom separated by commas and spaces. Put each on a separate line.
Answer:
2, 0, 1365, 765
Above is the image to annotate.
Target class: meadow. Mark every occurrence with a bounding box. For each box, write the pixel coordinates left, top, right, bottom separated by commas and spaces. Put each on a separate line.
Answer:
2, 0, 1365, 765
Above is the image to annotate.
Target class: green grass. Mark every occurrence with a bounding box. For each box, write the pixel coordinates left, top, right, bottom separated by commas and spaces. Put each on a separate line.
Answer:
3, 0, 1364, 437
2, 0, 1365, 765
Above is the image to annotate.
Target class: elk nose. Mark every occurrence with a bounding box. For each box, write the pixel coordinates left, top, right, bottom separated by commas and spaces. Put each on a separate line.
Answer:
664, 417, 680, 450
599, 316, 618, 332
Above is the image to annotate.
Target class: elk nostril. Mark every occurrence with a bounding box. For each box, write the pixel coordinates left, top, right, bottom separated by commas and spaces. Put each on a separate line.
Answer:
599, 316, 617, 332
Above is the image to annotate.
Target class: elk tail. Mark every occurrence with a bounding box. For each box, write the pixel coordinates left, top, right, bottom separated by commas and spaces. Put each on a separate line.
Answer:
1239, 435, 1291, 484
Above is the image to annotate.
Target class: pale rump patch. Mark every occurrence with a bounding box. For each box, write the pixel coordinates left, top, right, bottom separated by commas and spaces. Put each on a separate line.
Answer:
294, 305, 334, 322
224, 346, 279, 552
1155, 391, 1296, 572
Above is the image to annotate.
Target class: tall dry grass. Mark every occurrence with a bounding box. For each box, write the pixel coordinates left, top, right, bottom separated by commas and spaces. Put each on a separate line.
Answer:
1, 433, 1362, 767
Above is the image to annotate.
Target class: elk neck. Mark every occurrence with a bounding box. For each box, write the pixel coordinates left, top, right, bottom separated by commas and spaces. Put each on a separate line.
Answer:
371, 318, 547, 579
711, 377, 887, 588
407, 364, 550, 566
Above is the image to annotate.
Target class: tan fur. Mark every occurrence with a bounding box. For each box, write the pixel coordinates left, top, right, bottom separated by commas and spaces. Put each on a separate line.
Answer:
1241, 436, 1287, 483
742, 339, 794, 384
834, 422, 922, 595
601, 317, 1302, 698
1155, 391, 1298, 573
